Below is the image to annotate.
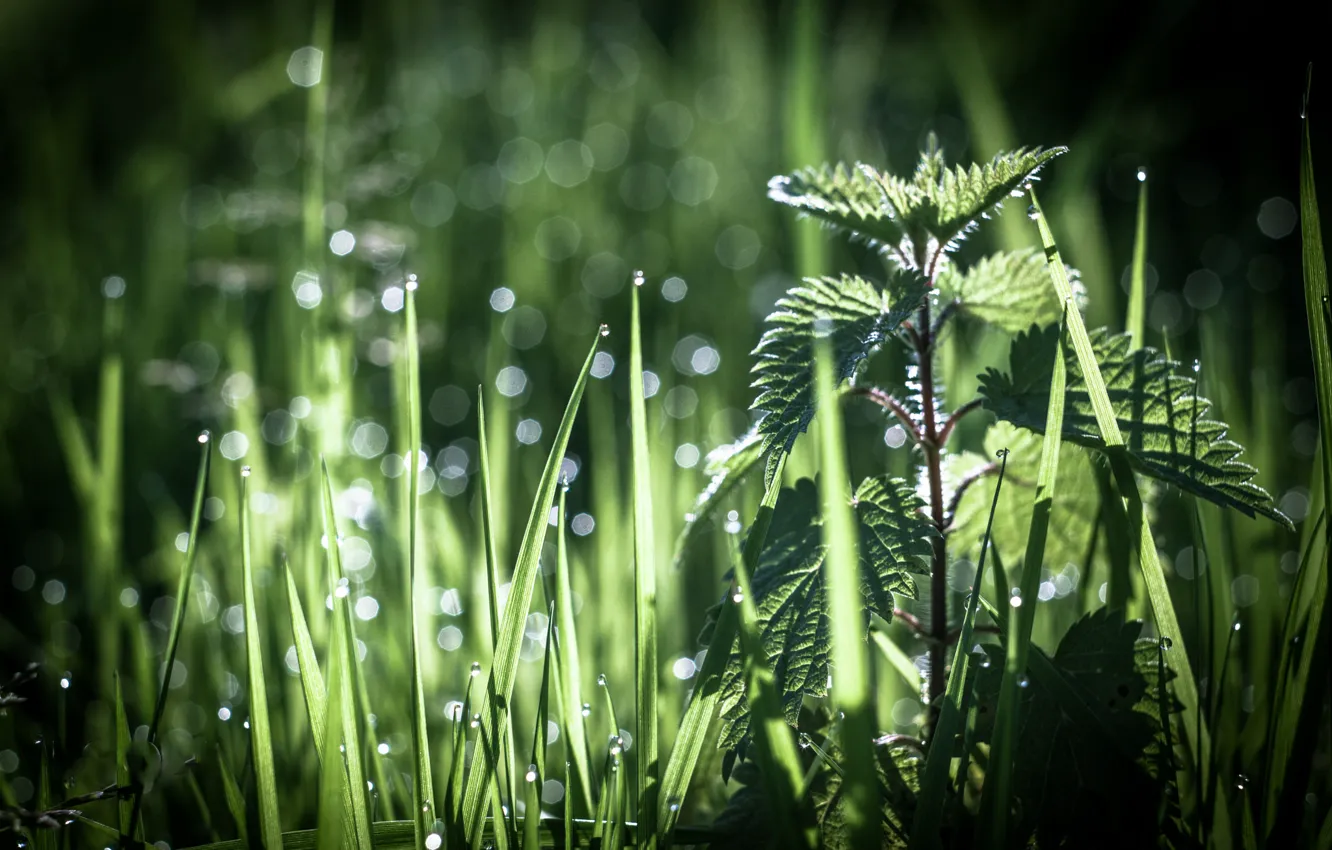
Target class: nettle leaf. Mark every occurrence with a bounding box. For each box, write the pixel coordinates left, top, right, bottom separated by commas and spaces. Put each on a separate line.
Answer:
767, 164, 924, 260
915, 146, 1066, 252
980, 324, 1292, 529
945, 421, 1101, 579
673, 429, 764, 571
716, 476, 934, 750
751, 272, 927, 481
768, 147, 1065, 271
973, 610, 1167, 848
935, 248, 1071, 334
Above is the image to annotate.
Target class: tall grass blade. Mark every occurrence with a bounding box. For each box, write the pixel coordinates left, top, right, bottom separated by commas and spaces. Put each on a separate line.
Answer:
1125, 170, 1149, 348
320, 459, 373, 850
461, 329, 604, 843
128, 431, 211, 837
913, 449, 1009, 848
284, 563, 327, 754
445, 666, 479, 846
554, 485, 594, 813
812, 333, 876, 850
657, 454, 786, 842
522, 604, 557, 850
316, 623, 349, 850
114, 671, 132, 839
1266, 68, 1332, 846
219, 745, 247, 840
240, 469, 283, 849
1028, 189, 1213, 822
978, 307, 1065, 850
629, 275, 660, 848
401, 276, 438, 847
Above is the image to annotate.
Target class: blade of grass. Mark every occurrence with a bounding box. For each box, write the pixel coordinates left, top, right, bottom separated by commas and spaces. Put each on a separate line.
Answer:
871, 628, 923, 695
1125, 169, 1149, 347
284, 562, 327, 755
319, 459, 373, 850
127, 431, 211, 838
523, 604, 557, 850
977, 306, 1066, 850
913, 448, 1010, 848
629, 274, 660, 850
316, 622, 349, 850
554, 485, 594, 814
114, 671, 132, 839
241, 468, 283, 849
478, 392, 519, 832
1028, 189, 1214, 824
461, 328, 604, 843
446, 666, 478, 847
813, 333, 876, 850
402, 276, 438, 847
657, 453, 787, 843
219, 745, 247, 841
1267, 69, 1331, 844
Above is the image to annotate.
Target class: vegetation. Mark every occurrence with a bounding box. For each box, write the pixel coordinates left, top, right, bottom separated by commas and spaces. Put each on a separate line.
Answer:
0, 5, 1325, 849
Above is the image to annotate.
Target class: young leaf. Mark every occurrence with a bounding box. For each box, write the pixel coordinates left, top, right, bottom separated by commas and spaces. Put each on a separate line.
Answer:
934, 249, 1069, 333
716, 476, 933, 749
767, 163, 921, 258
750, 272, 926, 481
980, 324, 1292, 529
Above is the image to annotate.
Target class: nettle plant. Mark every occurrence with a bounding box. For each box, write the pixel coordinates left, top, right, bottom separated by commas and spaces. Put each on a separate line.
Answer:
680, 141, 1292, 846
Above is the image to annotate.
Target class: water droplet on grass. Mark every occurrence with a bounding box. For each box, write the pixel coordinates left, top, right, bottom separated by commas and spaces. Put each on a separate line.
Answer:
632, 269, 645, 287
597, 673, 608, 686
599, 324, 610, 337
241, 465, 251, 478
526, 764, 538, 782
581, 703, 591, 717
198, 430, 211, 444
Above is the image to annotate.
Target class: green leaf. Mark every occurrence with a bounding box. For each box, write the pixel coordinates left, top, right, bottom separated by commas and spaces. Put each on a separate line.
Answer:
973, 610, 1170, 848
716, 476, 933, 749
915, 146, 1066, 253
935, 249, 1069, 333
750, 273, 926, 480
218, 746, 247, 842
767, 163, 922, 258
979, 324, 1292, 529
240, 472, 283, 849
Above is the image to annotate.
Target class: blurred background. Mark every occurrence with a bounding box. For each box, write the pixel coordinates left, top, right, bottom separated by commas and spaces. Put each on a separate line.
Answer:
0, 0, 1325, 842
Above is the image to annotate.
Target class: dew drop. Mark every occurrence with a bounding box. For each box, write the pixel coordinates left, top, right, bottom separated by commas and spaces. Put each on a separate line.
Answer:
526, 764, 538, 782
470, 713, 481, 728
581, 702, 591, 717
1237, 773, 1250, 792
1233, 620, 1242, 632
198, 430, 211, 444
1193, 359, 1202, 374
1018, 675, 1030, 688
470, 661, 482, 677
668, 798, 681, 813
1026, 204, 1040, 221
1159, 636, 1173, 650
599, 324, 610, 338
731, 587, 744, 604
1136, 167, 1148, 183
632, 269, 646, 288
405, 273, 419, 292
241, 465, 252, 478
980, 659, 992, 669
597, 673, 608, 687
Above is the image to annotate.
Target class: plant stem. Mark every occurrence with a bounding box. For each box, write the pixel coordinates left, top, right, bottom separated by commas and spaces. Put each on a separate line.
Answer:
916, 300, 949, 716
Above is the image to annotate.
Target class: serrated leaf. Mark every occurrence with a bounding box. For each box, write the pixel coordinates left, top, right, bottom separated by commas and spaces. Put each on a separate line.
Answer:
935, 249, 1070, 333
767, 163, 924, 262
916, 147, 1066, 251
750, 273, 926, 480
973, 609, 1167, 848
980, 324, 1292, 529
716, 476, 933, 749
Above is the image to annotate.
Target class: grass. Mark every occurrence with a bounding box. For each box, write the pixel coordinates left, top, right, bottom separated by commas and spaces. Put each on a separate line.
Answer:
0, 8, 1325, 850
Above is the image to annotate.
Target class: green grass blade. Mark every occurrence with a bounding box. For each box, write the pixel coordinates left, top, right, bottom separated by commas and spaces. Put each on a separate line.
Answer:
316, 624, 348, 850
320, 459, 373, 850
1029, 189, 1213, 823
978, 309, 1066, 850
913, 449, 1010, 848
219, 744, 248, 840
446, 667, 478, 847
523, 605, 557, 850
284, 562, 327, 756
402, 276, 437, 847
1267, 72, 1331, 844
813, 333, 876, 850
1125, 169, 1149, 348
871, 628, 923, 694
657, 453, 786, 842
629, 276, 660, 848
461, 328, 604, 842
114, 671, 132, 838
554, 485, 594, 814
127, 431, 211, 836
241, 468, 283, 849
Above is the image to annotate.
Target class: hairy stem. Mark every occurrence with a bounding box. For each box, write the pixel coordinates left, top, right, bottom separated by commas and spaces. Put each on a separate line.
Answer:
916, 300, 949, 718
